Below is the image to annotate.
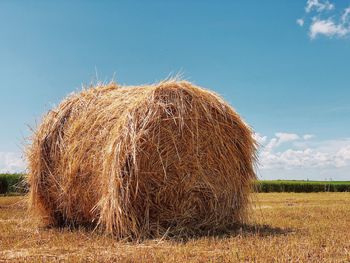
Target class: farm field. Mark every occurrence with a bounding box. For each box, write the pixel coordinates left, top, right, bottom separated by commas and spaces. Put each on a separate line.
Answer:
1, 193, 349, 262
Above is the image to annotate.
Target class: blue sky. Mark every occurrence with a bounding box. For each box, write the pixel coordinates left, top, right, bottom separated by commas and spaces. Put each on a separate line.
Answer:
0, 0, 349, 180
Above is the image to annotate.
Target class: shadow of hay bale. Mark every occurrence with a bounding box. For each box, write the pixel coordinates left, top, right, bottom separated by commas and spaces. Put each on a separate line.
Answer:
162, 224, 294, 243
40, 223, 293, 244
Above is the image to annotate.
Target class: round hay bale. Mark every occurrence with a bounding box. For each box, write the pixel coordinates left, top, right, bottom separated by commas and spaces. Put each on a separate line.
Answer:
27, 80, 257, 239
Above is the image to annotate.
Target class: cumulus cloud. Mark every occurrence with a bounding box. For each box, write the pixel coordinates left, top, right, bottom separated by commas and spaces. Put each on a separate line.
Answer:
299, 0, 350, 39
0, 152, 26, 173
275, 133, 299, 144
309, 18, 349, 39
305, 0, 334, 13
256, 132, 350, 170
335, 144, 350, 167
303, 134, 315, 140
264, 133, 299, 151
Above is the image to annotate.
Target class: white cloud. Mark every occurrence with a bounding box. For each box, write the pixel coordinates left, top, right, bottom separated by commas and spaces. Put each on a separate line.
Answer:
275, 133, 299, 143
297, 18, 305, 26
257, 133, 350, 172
261, 148, 332, 169
253, 133, 267, 145
299, 1, 350, 39
0, 152, 26, 173
341, 6, 350, 22
262, 133, 299, 153
309, 18, 349, 39
305, 0, 334, 13
334, 144, 350, 167
303, 134, 315, 140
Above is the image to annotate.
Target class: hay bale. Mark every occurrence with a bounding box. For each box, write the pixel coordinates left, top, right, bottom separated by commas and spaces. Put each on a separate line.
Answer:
27, 80, 257, 239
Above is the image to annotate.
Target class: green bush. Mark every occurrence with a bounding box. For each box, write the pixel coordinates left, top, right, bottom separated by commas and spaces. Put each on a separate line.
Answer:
0, 174, 27, 194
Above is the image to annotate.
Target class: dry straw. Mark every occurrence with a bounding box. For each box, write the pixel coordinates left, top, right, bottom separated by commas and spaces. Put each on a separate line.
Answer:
27, 80, 257, 239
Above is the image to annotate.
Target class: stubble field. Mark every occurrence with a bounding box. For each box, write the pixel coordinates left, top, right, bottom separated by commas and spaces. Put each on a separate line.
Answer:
0, 193, 349, 262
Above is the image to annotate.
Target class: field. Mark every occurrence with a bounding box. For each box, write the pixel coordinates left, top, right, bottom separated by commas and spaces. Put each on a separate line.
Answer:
1, 193, 349, 262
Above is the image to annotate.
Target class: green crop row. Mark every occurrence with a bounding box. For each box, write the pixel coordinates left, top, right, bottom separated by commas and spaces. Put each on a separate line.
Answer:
1, 174, 350, 194
256, 180, 350, 193
0, 174, 27, 194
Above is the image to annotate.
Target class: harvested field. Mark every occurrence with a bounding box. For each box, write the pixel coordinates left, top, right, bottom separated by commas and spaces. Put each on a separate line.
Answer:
1, 193, 349, 262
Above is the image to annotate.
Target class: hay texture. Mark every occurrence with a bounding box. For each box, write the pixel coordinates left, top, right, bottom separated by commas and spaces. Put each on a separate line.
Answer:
27, 80, 257, 239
